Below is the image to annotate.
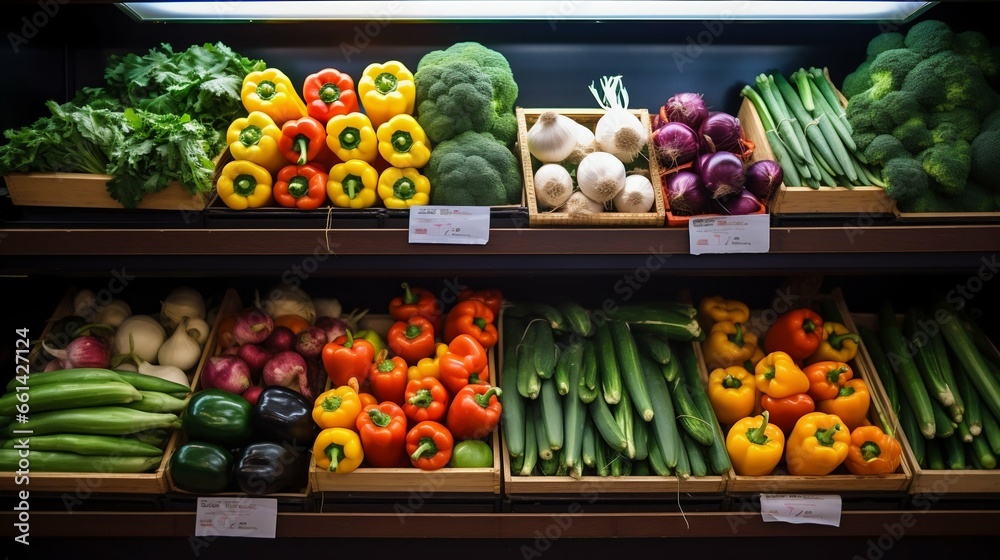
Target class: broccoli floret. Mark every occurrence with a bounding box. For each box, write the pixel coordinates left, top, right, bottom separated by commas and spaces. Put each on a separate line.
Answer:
841, 59, 874, 100
845, 90, 895, 151
903, 19, 954, 58
981, 109, 1000, 133
867, 31, 906, 58
970, 128, 1000, 191
918, 139, 971, 195
414, 61, 498, 145
425, 130, 521, 206
864, 134, 912, 167
892, 116, 934, 153
902, 51, 1000, 118
896, 191, 942, 213
882, 156, 929, 202
928, 109, 980, 142
936, 181, 995, 212
879, 90, 926, 127
953, 30, 1000, 78
868, 48, 924, 99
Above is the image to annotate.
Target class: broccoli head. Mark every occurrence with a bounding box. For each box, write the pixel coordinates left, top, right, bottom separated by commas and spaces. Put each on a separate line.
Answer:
881, 156, 929, 202
953, 30, 1000, 78
415, 61, 499, 145
841, 59, 874, 100
903, 19, 954, 58
981, 109, 1000, 133
970, 128, 1000, 191
864, 134, 912, 167
879, 90, 926, 127
867, 31, 906, 58
895, 191, 942, 213
936, 181, 996, 212
845, 90, 895, 151
928, 108, 980, 142
902, 50, 1000, 118
868, 48, 924, 99
918, 139, 971, 196
425, 130, 522, 206
892, 116, 934, 153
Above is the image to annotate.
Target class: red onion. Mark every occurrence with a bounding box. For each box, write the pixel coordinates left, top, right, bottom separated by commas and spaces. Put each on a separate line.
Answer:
714, 189, 763, 215
295, 327, 328, 359
662, 92, 709, 131
232, 307, 274, 346
42, 336, 109, 369
314, 315, 349, 343
665, 170, 710, 216
201, 354, 252, 394
693, 152, 713, 175
701, 151, 746, 199
264, 326, 297, 354
744, 159, 784, 201
303, 358, 326, 401
236, 343, 272, 383
241, 384, 265, 407
699, 111, 745, 155
652, 121, 700, 169
263, 351, 309, 395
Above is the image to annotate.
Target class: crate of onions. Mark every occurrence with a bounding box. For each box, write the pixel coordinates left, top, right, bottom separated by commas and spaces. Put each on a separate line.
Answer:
516, 77, 667, 227
652, 92, 783, 226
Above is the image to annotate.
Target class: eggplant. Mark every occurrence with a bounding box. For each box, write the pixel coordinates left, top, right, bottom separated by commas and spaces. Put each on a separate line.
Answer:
235, 441, 310, 496
252, 386, 318, 451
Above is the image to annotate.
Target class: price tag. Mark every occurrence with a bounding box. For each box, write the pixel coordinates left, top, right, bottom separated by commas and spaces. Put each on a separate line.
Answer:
759, 494, 842, 527
408, 206, 490, 245
688, 213, 770, 255
195, 497, 278, 538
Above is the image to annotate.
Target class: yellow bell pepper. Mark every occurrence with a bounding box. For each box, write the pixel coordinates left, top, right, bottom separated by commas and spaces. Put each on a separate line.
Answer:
325, 112, 378, 163
378, 167, 431, 209
702, 321, 759, 370
358, 60, 416, 129
698, 295, 750, 329
241, 67, 308, 125
327, 159, 379, 209
726, 411, 785, 476
785, 411, 851, 476
226, 111, 288, 174
312, 427, 364, 473
312, 385, 363, 430
755, 351, 810, 399
377, 114, 431, 169
805, 321, 861, 364
216, 160, 273, 209
707, 366, 758, 425
407, 342, 449, 381
816, 378, 871, 432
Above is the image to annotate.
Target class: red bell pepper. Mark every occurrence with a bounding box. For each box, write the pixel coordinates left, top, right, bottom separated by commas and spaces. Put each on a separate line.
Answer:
368, 349, 408, 406
406, 420, 453, 470
279, 116, 328, 165
322, 329, 375, 387
438, 334, 490, 395
443, 299, 499, 349
760, 392, 816, 437
302, 68, 359, 124
457, 287, 503, 319
387, 315, 436, 365
272, 163, 328, 209
402, 376, 450, 424
446, 383, 502, 441
763, 308, 825, 362
389, 282, 443, 334
356, 401, 408, 468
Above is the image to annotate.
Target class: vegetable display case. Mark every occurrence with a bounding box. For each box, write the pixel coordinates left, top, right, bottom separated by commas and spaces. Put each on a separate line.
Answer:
2, 0, 1000, 551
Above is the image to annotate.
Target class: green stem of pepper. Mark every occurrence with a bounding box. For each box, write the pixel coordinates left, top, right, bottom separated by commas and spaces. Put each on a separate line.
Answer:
294, 136, 309, 165
828, 332, 860, 350
408, 388, 433, 408
374, 72, 399, 95
393, 177, 416, 201
325, 443, 345, 472
729, 323, 745, 347
339, 127, 361, 150
287, 176, 309, 198
473, 387, 502, 408
256, 80, 277, 101
391, 130, 413, 153
410, 438, 437, 461
368, 408, 392, 427
746, 410, 772, 445
860, 441, 882, 461
238, 125, 263, 148
405, 324, 423, 339
233, 174, 258, 197
814, 423, 841, 447
320, 82, 341, 104
723, 374, 744, 390
343, 175, 363, 199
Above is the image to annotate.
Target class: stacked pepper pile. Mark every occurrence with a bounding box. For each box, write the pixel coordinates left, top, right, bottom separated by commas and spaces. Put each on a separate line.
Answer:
218, 62, 432, 210
699, 295, 903, 477
311, 285, 503, 473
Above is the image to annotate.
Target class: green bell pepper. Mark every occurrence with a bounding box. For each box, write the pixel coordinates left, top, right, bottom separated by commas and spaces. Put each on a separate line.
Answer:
169, 441, 234, 493
182, 389, 253, 448
449, 438, 493, 468
354, 329, 387, 356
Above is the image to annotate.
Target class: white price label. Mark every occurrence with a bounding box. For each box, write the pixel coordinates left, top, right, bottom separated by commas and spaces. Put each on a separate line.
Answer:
408, 206, 490, 245
759, 494, 842, 527
688, 213, 770, 255
195, 497, 278, 538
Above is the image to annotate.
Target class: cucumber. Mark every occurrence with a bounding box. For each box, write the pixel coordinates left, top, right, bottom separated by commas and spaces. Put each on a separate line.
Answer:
935, 302, 1000, 430
969, 434, 998, 469
3, 406, 181, 437
532, 319, 558, 379
610, 320, 654, 422
531, 400, 553, 461
878, 304, 936, 439
614, 384, 636, 459
668, 375, 715, 446
904, 307, 957, 410
582, 418, 597, 468
931, 398, 955, 439
587, 386, 628, 452
640, 354, 680, 468
673, 429, 692, 480
538, 376, 564, 450
111, 370, 192, 394
925, 437, 944, 470
954, 361, 983, 436
942, 432, 966, 469
0, 449, 161, 473
594, 322, 622, 405
6, 368, 127, 392
563, 340, 588, 471
637, 333, 673, 365
858, 325, 899, 413
632, 409, 650, 462
595, 437, 611, 477
582, 339, 599, 392
681, 430, 709, 477
558, 300, 595, 338
678, 343, 732, 475
0, 380, 142, 416
645, 425, 672, 476
500, 315, 527, 457
520, 404, 539, 476
516, 322, 541, 399
899, 395, 926, 466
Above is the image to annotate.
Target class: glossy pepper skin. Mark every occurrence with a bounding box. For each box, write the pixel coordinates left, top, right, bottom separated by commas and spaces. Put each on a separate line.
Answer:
457, 288, 503, 319
755, 351, 810, 399
217, 160, 273, 209
327, 158, 379, 209
368, 349, 409, 406
358, 60, 416, 129
182, 389, 253, 448
313, 427, 364, 473
302, 68, 359, 124
803, 361, 855, 402
785, 411, 851, 476
356, 402, 408, 468
408, 342, 449, 381
279, 116, 328, 166
816, 378, 871, 432
763, 308, 825, 362
322, 329, 376, 387
377, 166, 431, 208
726, 411, 785, 476
446, 384, 503, 440
389, 282, 443, 334
402, 376, 450, 424
698, 295, 750, 329
443, 299, 499, 349
312, 384, 363, 429
407, 420, 454, 470
169, 441, 234, 494
707, 366, 758, 425
326, 112, 378, 163
450, 439, 494, 468
377, 114, 431, 168
843, 425, 903, 475
387, 316, 437, 366
760, 392, 815, 437
805, 322, 861, 364
227, 111, 288, 173
242, 68, 308, 125
702, 321, 759, 370
252, 386, 318, 451
438, 334, 490, 395
235, 441, 311, 495
273, 163, 328, 209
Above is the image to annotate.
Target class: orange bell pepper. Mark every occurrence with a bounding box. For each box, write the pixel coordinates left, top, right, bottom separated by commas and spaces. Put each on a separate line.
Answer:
272, 163, 328, 209
726, 410, 785, 476
443, 299, 498, 349
785, 411, 850, 476
406, 420, 453, 471
356, 401, 408, 468
457, 287, 503, 319
387, 315, 437, 365
446, 383, 503, 441
843, 425, 903, 475
803, 361, 854, 402
763, 308, 825, 362
816, 378, 871, 431
389, 282, 443, 334
754, 351, 810, 399
402, 376, 450, 424
321, 329, 375, 387
368, 349, 408, 407
438, 334, 490, 395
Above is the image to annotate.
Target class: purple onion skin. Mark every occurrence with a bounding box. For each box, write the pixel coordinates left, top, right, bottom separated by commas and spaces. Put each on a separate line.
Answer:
699, 111, 745, 154
744, 159, 784, 201
45, 336, 110, 369
713, 189, 763, 215
666, 170, 710, 216
701, 151, 747, 199
652, 121, 700, 169
693, 152, 713, 175
295, 327, 328, 359
232, 307, 274, 346
262, 351, 308, 394
264, 326, 297, 354
236, 343, 272, 383
663, 92, 709, 131
201, 354, 252, 394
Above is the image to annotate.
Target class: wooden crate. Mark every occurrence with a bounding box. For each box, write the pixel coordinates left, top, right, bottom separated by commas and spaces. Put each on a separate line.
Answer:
851, 312, 1000, 495
706, 290, 912, 495
518, 108, 666, 227
4, 173, 209, 211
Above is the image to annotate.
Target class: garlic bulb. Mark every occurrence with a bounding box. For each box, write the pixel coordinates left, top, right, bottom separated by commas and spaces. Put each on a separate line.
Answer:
589, 75, 647, 163
614, 174, 656, 213
527, 111, 579, 163
564, 121, 598, 165
157, 317, 203, 371
576, 151, 626, 203
160, 286, 206, 330
94, 298, 132, 328
186, 316, 212, 346
565, 191, 605, 217
533, 163, 574, 210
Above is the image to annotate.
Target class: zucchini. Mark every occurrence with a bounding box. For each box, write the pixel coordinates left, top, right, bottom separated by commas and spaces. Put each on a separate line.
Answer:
632, 410, 650, 462
899, 395, 926, 466
538, 376, 564, 450
539, 448, 561, 476
858, 325, 900, 413
582, 418, 597, 468
942, 431, 966, 469
594, 322, 622, 405
639, 354, 680, 468
969, 435, 998, 469
555, 338, 583, 396
668, 375, 715, 446
610, 320, 654, 421
516, 322, 541, 399
126, 428, 171, 448
637, 333, 674, 365
581, 339, 599, 392
954, 360, 983, 436
677, 343, 733, 475
595, 437, 612, 477
904, 307, 957, 409
510, 453, 525, 475
934, 301, 1000, 429
878, 304, 936, 439
519, 404, 539, 475
587, 386, 628, 452
0, 449, 162, 473
925, 437, 944, 470
982, 409, 1000, 455
673, 429, 692, 479
610, 303, 698, 322
123, 391, 189, 413
500, 316, 527, 457
530, 400, 553, 461
660, 356, 681, 383
931, 398, 956, 439
532, 318, 558, 380
924, 309, 966, 422
614, 385, 637, 459
515, 302, 567, 331
558, 300, 595, 338
563, 341, 588, 471
3, 406, 181, 437
681, 430, 709, 477
0, 433, 163, 457
645, 425, 672, 476
0, 380, 142, 416
956, 418, 973, 443
627, 320, 704, 343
